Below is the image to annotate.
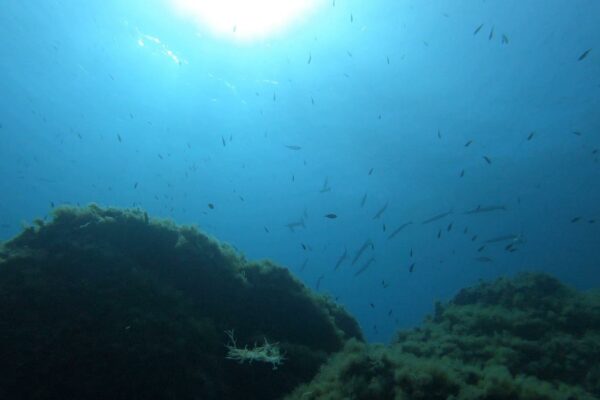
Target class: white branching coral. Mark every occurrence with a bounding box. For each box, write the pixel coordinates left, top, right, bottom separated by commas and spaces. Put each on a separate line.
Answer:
224, 329, 285, 370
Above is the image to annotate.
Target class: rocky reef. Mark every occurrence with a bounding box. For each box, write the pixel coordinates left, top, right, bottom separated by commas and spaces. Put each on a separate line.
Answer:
2, 205, 599, 400
285, 273, 600, 400
0, 205, 362, 400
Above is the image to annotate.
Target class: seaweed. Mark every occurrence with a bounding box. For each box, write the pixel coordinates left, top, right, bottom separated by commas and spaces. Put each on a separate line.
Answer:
0, 205, 363, 400
286, 273, 600, 400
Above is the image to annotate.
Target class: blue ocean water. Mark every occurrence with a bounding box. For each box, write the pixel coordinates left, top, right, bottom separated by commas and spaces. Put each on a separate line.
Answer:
0, 0, 598, 343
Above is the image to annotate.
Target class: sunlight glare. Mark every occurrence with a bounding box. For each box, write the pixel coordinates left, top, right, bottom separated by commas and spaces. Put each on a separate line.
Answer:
170, 0, 322, 41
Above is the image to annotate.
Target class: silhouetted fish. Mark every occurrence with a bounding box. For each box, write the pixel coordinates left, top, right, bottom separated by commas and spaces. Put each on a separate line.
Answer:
578, 48, 592, 61
352, 239, 373, 265
334, 248, 347, 271
360, 193, 368, 207
464, 205, 506, 214
354, 257, 375, 277
372, 202, 388, 220
387, 221, 412, 240
422, 210, 453, 224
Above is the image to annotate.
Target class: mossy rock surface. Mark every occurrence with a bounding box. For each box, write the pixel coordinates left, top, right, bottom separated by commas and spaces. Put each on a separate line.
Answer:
286, 273, 600, 400
0, 205, 362, 400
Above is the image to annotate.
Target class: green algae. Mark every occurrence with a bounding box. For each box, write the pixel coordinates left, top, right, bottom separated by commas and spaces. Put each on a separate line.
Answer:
0, 205, 362, 400
286, 273, 600, 400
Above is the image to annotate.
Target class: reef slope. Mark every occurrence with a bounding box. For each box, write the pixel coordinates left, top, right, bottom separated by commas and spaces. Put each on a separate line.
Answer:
0, 205, 362, 400
286, 273, 600, 400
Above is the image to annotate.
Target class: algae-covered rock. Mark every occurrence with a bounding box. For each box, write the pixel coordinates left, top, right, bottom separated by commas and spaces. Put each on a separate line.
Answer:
0, 205, 362, 400
285, 273, 600, 400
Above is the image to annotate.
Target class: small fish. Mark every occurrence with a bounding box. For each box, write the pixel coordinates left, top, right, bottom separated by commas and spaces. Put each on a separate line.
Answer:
460, 169, 465, 178
319, 177, 331, 193
369, 303, 375, 309
285, 145, 302, 150
273, 92, 276, 101
471, 235, 478, 241
221, 136, 226, 147
382, 280, 390, 288
334, 248, 348, 270
352, 239, 373, 265
158, 154, 163, 160
387, 221, 412, 240
475, 256, 493, 263
572, 131, 582, 137
578, 48, 592, 61
386, 56, 390, 64
488, 26, 494, 40
350, 13, 353, 23
409, 263, 415, 273
300, 258, 308, 271
410, 248, 413, 257
388, 309, 393, 316
464, 205, 507, 214
368, 167, 374, 175
447, 222, 453, 232
464, 140, 473, 147
571, 217, 581, 223
382, 223, 386, 232
285, 219, 306, 232
473, 23, 484, 35
134, 182, 138, 189
505, 243, 514, 251
307, 52, 312, 64
264, 226, 270, 233
324, 213, 337, 219
354, 257, 375, 277
346, 50, 353, 58
484, 234, 522, 244
437, 229, 442, 239
422, 210, 453, 224
360, 193, 368, 207
315, 274, 324, 290
477, 245, 486, 252
501, 34, 509, 44
527, 131, 535, 141
301, 243, 307, 250
311, 97, 315, 105
208, 203, 215, 209
117, 134, 122, 142
232, 25, 237, 33
483, 155, 492, 164
372, 202, 389, 220
463, 227, 468, 234
50, 201, 55, 208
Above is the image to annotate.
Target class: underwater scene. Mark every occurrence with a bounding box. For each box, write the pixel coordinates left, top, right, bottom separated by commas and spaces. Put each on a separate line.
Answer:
0, 0, 599, 399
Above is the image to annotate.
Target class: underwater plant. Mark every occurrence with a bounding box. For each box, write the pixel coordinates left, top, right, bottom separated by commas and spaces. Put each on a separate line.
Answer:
224, 329, 285, 370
